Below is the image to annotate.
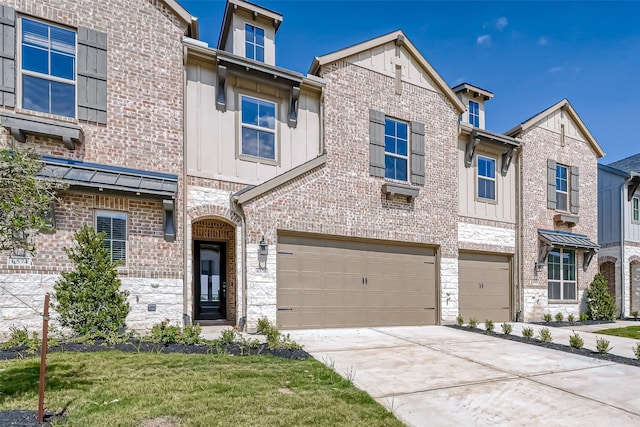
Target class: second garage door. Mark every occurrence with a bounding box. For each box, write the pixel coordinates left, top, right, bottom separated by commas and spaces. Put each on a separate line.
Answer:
458, 252, 511, 322
277, 234, 437, 329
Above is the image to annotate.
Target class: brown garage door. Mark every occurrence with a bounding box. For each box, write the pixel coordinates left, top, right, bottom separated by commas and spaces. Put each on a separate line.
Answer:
458, 252, 511, 322
277, 234, 437, 329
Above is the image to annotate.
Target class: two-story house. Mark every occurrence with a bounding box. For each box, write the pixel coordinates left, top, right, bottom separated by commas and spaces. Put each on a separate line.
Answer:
0, 0, 197, 336
598, 155, 640, 318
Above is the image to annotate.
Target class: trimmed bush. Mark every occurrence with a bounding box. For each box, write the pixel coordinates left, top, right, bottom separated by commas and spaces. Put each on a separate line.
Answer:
595, 336, 612, 354
485, 319, 494, 332
554, 312, 564, 322
522, 327, 534, 339
586, 273, 616, 321
543, 313, 552, 323
500, 322, 512, 335
569, 331, 584, 349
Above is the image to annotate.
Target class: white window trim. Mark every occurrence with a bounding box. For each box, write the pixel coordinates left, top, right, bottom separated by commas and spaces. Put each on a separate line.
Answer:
469, 101, 479, 127
548, 248, 577, 301
384, 117, 409, 182
17, 16, 78, 118
476, 154, 496, 202
95, 210, 128, 265
633, 197, 640, 223
244, 23, 265, 61
556, 164, 569, 212
238, 94, 278, 164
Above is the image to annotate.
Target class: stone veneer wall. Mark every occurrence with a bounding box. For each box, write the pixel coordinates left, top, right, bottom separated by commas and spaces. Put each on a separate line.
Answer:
518, 126, 599, 321
599, 245, 640, 317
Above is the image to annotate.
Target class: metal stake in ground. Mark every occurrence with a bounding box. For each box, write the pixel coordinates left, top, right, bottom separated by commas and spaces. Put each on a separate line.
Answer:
38, 293, 50, 423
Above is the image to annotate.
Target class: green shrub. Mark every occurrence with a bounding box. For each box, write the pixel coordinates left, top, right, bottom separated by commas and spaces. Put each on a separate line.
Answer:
538, 327, 553, 343
485, 319, 494, 332
631, 310, 639, 319
255, 318, 301, 350
1, 326, 30, 349
586, 273, 616, 321
554, 312, 564, 322
522, 327, 534, 339
634, 343, 640, 360
569, 331, 584, 349
150, 319, 181, 343
567, 314, 575, 323
456, 315, 464, 326
543, 313, 552, 323
579, 312, 588, 322
468, 317, 478, 329
219, 328, 238, 345
256, 318, 272, 334
179, 324, 203, 345
595, 336, 612, 354
53, 225, 130, 337
500, 322, 512, 335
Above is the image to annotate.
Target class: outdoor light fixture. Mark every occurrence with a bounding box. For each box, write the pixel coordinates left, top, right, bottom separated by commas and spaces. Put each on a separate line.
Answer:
258, 236, 268, 269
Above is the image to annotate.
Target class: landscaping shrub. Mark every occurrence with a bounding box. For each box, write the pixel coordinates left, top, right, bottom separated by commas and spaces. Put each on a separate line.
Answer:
579, 312, 588, 322
219, 328, 238, 345
634, 343, 640, 360
632, 310, 639, 319
500, 322, 512, 335
53, 225, 130, 337
456, 315, 464, 326
522, 327, 534, 339
485, 319, 494, 332
543, 313, 552, 323
148, 320, 205, 345
554, 312, 564, 322
595, 336, 612, 354
569, 331, 584, 349
538, 327, 553, 343
468, 317, 478, 329
255, 318, 301, 350
586, 273, 616, 321
567, 314, 575, 323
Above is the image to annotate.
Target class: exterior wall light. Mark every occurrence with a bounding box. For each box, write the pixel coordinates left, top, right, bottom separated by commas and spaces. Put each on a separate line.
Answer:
258, 236, 268, 269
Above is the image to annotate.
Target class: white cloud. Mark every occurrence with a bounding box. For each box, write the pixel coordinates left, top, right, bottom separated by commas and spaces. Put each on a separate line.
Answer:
495, 17, 508, 31
538, 36, 548, 46
549, 66, 563, 73
476, 35, 491, 45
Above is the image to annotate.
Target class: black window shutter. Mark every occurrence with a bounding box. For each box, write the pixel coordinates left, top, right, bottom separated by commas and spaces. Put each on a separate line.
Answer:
410, 121, 425, 185
369, 109, 385, 177
547, 159, 557, 209
570, 166, 579, 214
0, 6, 15, 108
77, 27, 107, 124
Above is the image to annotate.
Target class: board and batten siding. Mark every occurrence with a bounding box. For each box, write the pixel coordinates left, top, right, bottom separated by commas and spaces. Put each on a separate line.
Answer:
185, 60, 322, 185
457, 140, 516, 223
597, 166, 623, 245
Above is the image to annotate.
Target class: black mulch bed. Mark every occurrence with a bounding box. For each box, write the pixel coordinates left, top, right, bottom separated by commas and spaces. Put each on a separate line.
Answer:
0, 339, 310, 362
448, 325, 640, 367
623, 317, 640, 322
528, 320, 615, 328
0, 410, 63, 427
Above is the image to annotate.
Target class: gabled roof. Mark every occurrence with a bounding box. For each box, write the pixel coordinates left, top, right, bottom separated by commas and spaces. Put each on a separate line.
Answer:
308, 30, 465, 113
505, 99, 605, 158
161, 0, 199, 39
609, 153, 640, 174
218, 0, 282, 49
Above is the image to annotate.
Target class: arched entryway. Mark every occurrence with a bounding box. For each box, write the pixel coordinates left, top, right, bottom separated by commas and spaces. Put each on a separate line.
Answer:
631, 260, 640, 314
192, 218, 236, 323
599, 261, 616, 300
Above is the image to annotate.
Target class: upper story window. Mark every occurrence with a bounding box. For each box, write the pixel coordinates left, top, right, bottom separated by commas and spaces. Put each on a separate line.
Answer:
469, 101, 479, 127
633, 197, 639, 222
241, 95, 276, 160
477, 155, 496, 201
556, 164, 569, 211
245, 24, 265, 62
96, 211, 127, 264
548, 248, 576, 301
384, 118, 408, 181
20, 18, 76, 118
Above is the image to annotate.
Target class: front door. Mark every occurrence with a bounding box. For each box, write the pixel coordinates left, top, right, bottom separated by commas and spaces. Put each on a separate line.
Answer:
195, 241, 226, 320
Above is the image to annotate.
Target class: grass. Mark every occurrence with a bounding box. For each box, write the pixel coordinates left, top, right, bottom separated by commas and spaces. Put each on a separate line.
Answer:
596, 325, 640, 340
0, 352, 402, 427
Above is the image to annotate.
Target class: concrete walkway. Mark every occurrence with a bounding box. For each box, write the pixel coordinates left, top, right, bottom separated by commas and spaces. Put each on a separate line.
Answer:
286, 326, 640, 426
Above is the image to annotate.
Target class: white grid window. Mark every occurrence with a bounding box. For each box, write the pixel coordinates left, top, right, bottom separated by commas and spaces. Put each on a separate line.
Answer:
96, 211, 127, 263
477, 155, 496, 200
633, 197, 639, 222
241, 96, 276, 160
556, 164, 569, 211
548, 248, 576, 300
469, 101, 479, 127
245, 24, 265, 62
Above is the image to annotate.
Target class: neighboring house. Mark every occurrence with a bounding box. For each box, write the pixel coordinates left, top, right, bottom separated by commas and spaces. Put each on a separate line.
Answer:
598, 155, 640, 317
0, 0, 198, 336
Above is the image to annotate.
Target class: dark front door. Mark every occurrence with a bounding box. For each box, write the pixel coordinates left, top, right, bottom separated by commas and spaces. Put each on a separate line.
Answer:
195, 241, 226, 320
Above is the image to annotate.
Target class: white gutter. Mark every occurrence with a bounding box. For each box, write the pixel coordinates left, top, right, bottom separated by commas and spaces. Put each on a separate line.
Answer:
182, 44, 190, 325
620, 177, 633, 318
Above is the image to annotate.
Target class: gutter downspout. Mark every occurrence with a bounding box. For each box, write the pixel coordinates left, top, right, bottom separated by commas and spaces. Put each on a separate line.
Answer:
182, 43, 190, 326
231, 196, 247, 331
620, 177, 632, 319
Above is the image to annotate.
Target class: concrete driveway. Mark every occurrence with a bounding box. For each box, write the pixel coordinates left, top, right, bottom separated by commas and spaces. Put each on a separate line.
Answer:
286, 326, 640, 426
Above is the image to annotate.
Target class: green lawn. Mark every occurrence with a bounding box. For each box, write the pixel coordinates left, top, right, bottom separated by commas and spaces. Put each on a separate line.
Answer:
596, 325, 640, 339
0, 352, 402, 427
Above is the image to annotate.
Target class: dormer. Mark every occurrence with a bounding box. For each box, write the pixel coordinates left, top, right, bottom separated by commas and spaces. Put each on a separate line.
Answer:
452, 83, 493, 130
217, 0, 282, 66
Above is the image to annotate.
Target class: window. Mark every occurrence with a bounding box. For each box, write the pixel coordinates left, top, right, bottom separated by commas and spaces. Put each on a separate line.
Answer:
469, 101, 479, 127
633, 197, 640, 222
548, 248, 576, 300
556, 164, 568, 211
241, 96, 276, 160
477, 155, 496, 200
245, 24, 264, 62
384, 118, 408, 181
20, 18, 76, 117
96, 211, 127, 263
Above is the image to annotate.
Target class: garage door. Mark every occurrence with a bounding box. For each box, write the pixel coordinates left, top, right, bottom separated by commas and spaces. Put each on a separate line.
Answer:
458, 252, 511, 322
277, 234, 437, 329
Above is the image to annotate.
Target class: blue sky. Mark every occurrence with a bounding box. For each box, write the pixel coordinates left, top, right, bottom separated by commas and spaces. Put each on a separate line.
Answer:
180, 0, 639, 163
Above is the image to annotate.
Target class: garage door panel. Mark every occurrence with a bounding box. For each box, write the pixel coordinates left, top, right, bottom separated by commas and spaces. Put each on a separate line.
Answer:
459, 252, 511, 322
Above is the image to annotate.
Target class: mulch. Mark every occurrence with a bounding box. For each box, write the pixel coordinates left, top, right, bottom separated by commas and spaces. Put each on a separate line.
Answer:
0, 410, 61, 427
448, 324, 640, 367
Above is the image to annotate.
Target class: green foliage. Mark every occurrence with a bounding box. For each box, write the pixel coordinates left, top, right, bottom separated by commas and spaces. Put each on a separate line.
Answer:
255, 318, 302, 350
484, 319, 494, 332
500, 322, 512, 335
554, 312, 564, 322
595, 336, 612, 354
631, 310, 639, 319
468, 317, 478, 329
586, 273, 616, 321
569, 331, 584, 349
0, 144, 64, 255
543, 313, 552, 323
0, 327, 42, 353
538, 327, 553, 343
53, 225, 130, 337
180, 324, 203, 345
567, 314, 575, 323
634, 343, 640, 360
522, 327, 534, 339
579, 312, 588, 322
219, 328, 238, 345
148, 320, 204, 345
456, 315, 464, 327
256, 318, 272, 334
